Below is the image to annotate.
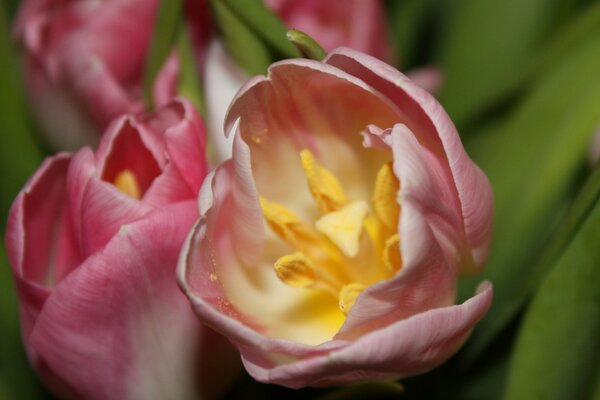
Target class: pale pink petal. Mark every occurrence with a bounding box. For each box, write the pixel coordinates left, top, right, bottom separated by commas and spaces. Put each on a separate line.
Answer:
337, 125, 458, 337
224, 58, 402, 210
241, 282, 492, 388
27, 202, 238, 400
325, 47, 494, 272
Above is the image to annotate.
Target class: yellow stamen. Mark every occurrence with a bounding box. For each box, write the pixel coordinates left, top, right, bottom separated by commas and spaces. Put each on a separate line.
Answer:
259, 196, 323, 248
372, 163, 400, 231
300, 149, 347, 213
383, 233, 402, 272
274, 253, 316, 288
315, 201, 369, 258
274, 252, 340, 294
338, 283, 365, 315
114, 169, 141, 199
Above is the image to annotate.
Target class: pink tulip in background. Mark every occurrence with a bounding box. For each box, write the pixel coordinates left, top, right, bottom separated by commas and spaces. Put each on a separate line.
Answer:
14, 0, 211, 151
179, 48, 493, 387
5, 99, 239, 399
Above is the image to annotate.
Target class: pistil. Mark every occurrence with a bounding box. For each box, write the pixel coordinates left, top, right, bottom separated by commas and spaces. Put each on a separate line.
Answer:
114, 169, 141, 199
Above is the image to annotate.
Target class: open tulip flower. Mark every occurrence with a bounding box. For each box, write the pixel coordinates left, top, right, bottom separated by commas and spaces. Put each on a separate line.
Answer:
178, 48, 494, 387
5, 99, 238, 399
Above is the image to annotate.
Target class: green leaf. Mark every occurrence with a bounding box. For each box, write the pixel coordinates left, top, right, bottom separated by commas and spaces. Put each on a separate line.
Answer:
464, 1, 600, 132
286, 29, 326, 61
504, 196, 600, 400
221, 0, 299, 58
385, 0, 436, 69
458, 34, 600, 365
210, 0, 299, 75
0, 0, 43, 227
143, 0, 184, 107
437, 0, 580, 126
176, 25, 205, 116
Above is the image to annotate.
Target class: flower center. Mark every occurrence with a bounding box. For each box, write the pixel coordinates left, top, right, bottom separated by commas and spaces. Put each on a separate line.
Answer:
113, 169, 141, 199
260, 149, 402, 316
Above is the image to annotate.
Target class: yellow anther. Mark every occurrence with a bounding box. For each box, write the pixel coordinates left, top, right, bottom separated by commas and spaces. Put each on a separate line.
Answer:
372, 163, 400, 231
338, 283, 365, 315
259, 196, 323, 248
300, 149, 347, 213
274, 253, 317, 288
114, 169, 141, 199
315, 201, 369, 258
274, 252, 341, 294
383, 233, 402, 272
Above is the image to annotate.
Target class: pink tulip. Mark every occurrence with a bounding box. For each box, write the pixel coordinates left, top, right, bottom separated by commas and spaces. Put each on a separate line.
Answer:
5, 99, 239, 399
178, 48, 494, 388
14, 0, 211, 150
265, 0, 391, 62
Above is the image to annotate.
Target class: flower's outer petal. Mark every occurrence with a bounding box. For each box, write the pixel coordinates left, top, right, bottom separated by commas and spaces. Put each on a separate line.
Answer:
325, 47, 494, 273
161, 99, 208, 196
27, 202, 239, 400
205, 40, 248, 162
338, 124, 464, 337
241, 282, 492, 388
66, 138, 154, 256
139, 99, 208, 206
265, 0, 391, 62
5, 154, 81, 340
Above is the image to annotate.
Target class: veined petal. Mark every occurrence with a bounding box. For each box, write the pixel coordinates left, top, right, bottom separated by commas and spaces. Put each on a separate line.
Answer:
5, 154, 81, 338
324, 47, 494, 273
242, 282, 492, 388
225, 58, 402, 211
28, 203, 238, 400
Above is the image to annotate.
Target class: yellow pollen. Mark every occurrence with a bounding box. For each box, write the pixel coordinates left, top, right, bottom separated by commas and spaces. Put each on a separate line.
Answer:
300, 149, 347, 212
383, 234, 402, 272
315, 201, 369, 258
372, 163, 400, 231
114, 169, 141, 199
338, 283, 365, 315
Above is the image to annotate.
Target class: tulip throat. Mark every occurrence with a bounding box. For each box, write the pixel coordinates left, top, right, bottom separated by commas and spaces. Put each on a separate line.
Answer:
114, 169, 141, 199
260, 149, 402, 317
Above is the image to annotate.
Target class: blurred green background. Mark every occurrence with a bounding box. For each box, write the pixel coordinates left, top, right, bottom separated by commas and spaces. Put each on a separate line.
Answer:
2, 0, 600, 399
